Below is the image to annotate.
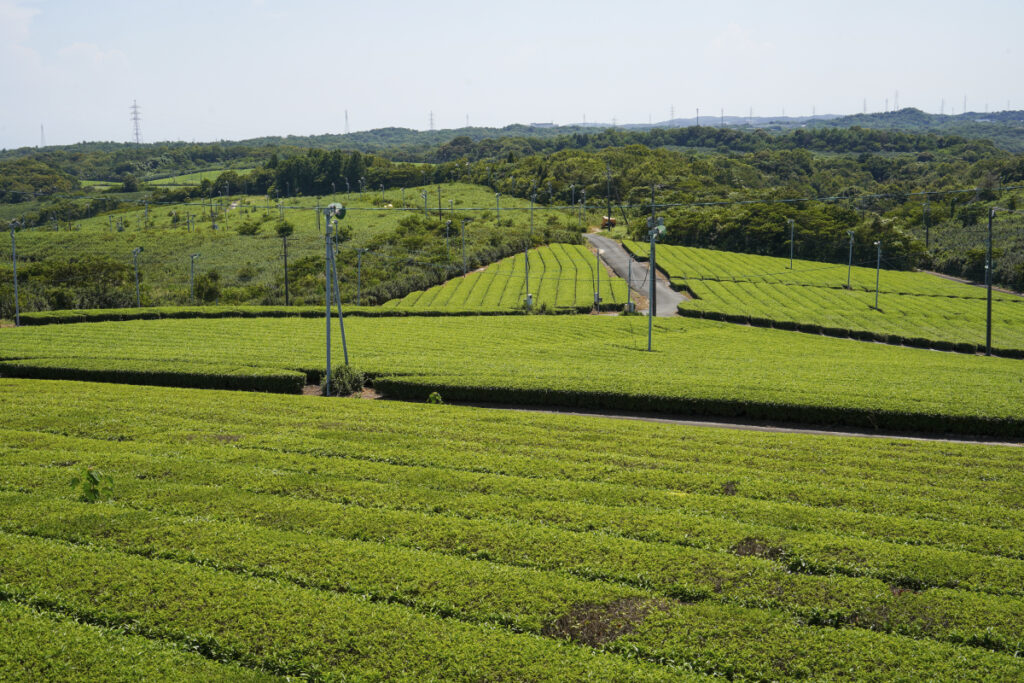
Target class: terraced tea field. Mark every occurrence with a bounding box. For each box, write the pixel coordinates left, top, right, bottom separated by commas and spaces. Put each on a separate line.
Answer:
1, 315, 1022, 436
623, 241, 1024, 352
0, 379, 1022, 680
381, 243, 628, 312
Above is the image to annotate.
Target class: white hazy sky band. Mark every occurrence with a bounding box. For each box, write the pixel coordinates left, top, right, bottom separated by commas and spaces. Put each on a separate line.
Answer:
0, 0, 1020, 149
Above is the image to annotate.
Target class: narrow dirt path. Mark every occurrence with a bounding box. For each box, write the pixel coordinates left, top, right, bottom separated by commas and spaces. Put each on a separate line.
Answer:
923, 270, 1024, 299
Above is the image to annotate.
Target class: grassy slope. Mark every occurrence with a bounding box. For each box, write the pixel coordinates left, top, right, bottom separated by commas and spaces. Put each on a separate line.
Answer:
0, 379, 1022, 679
2, 183, 552, 307
0, 316, 1021, 434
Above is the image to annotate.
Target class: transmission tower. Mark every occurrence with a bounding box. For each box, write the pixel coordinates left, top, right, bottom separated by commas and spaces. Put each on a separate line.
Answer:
130, 100, 143, 144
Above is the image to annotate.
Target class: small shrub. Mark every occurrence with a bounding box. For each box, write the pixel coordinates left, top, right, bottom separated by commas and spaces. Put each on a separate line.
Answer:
237, 218, 261, 236
427, 391, 444, 404
321, 364, 365, 396
70, 467, 114, 502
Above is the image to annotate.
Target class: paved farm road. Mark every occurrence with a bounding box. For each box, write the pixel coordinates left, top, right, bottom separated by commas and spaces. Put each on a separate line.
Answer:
586, 233, 685, 316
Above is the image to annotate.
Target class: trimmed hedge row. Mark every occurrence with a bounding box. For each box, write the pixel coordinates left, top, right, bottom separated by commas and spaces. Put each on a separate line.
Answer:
15, 304, 621, 326
373, 378, 1024, 438
0, 357, 305, 394
677, 307, 1024, 359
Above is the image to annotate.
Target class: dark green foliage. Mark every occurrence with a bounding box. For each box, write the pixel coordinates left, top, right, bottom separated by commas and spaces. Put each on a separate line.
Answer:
274, 219, 293, 238
69, 467, 113, 502
427, 391, 444, 404
322, 364, 365, 396
194, 270, 220, 303
0, 158, 79, 203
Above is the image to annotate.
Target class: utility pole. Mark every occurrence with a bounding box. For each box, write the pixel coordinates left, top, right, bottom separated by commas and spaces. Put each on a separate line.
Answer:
647, 217, 665, 351
581, 189, 586, 228
437, 185, 442, 218
986, 208, 995, 355
529, 189, 535, 241
421, 191, 428, 217
9, 222, 20, 326
605, 163, 612, 231
495, 192, 501, 218
283, 234, 289, 306
594, 249, 602, 309
189, 253, 200, 305
788, 218, 795, 269
873, 241, 881, 310
524, 242, 531, 310
324, 217, 333, 395
923, 200, 930, 250
461, 218, 469, 275
445, 220, 452, 260
132, 247, 143, 307
846, 230, 854, 289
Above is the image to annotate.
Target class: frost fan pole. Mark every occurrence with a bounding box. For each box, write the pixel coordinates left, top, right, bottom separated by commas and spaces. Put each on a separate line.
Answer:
324, 216, 332, 395
9, 224, 20, 326
986, 208, 994, 356
647, 217, 665, 352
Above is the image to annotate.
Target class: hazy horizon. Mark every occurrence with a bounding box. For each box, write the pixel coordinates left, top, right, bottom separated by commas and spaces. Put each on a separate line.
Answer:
2, 0, 1021, 149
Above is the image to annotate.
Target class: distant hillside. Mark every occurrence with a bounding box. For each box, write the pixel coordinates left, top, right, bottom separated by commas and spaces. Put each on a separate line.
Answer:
809, 108, 1024, 153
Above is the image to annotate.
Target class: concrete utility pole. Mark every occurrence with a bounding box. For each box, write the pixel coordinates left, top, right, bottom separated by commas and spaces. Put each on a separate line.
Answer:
132, 247, 143, 307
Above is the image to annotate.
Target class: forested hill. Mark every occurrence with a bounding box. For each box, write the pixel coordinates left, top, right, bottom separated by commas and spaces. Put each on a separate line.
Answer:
809, 108, 1024, 153
0, 125, 1006, 183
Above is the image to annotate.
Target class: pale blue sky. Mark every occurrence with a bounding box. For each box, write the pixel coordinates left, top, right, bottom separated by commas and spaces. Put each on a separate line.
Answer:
1, 0, 1020, 148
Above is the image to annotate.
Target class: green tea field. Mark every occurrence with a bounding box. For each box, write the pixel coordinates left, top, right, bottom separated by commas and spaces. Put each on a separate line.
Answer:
623, 241, 1024, 353
381, 243, 628, 312
1, 378, 1023, 680
1, 315, 1022, 435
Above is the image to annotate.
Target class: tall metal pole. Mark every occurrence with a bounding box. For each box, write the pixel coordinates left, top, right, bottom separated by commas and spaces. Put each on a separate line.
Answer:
594, 249, 601, 309
986, 208, 994, 355
356, 249, 366, 306
924, 200, 931, 250
648, 228, 656, 351
496, 193, 501, 218
529, 191, 535, 240
324, 217, 333, 395
524, 243, 531, 310
461, 218, 468, 276
283, 235, 289, 306
132, 247, 143, 307
606, 163, 612, 231
189, 253, 199, 305
581, 189, 586, 227
329, 226, 348, 365
873, 241, 881, 310
846, 230, 854, 289
9, 225, 19, 326
445, 220, 451, 261
437, 185, 442, 218
788, 218, 795, 269
421, 191, 428, 217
